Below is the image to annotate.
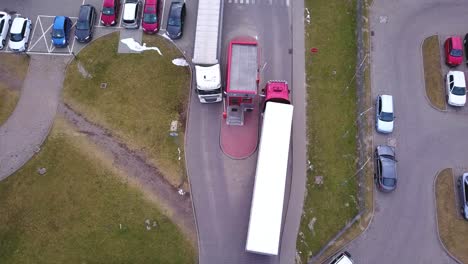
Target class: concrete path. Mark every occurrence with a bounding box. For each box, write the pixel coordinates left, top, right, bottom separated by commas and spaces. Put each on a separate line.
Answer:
0, 55, 68, 180
345, 0, 468, 263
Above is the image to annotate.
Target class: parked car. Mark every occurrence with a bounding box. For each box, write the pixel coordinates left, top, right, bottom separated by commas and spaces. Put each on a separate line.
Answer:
445, 36, 463, 67
445, 71, 466, 107
375, 94, 394, 133
75, 4, 97, 43
374, 145, 397, 192
458, 173, 468, 220
122, 0, 142, 29
101, 0, 120, 26
51, 16, 72, 47
463, 34, 468, 65
142, 0, 159, 33
329, 251, 354, 264
8, 17, 32, 52
0, 11, 12, 50
166, 1, 185, 39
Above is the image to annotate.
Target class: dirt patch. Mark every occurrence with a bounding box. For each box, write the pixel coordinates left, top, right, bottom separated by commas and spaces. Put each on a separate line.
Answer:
0, 68, 23, 91
422, 35, 446, 110
435, 168, 468, 263
58, 103, 197, 247
0, 53, 29, 91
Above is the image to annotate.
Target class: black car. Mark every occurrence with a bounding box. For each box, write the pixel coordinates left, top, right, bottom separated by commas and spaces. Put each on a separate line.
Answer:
75, 4, 97, 43
458, 173, 468, 220
464, 34, 468, 65
166, 2, 185, 39
374, 145, 398, 192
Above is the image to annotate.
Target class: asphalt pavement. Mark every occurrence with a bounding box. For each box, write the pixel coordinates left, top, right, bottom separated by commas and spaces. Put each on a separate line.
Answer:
185, 0, 304, 263
345, 0, 468, 262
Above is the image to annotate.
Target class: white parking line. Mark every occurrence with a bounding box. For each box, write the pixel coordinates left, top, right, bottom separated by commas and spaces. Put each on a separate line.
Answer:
69, 20, 78, 54
38, 18, 53, 52
28, 16, 40, 51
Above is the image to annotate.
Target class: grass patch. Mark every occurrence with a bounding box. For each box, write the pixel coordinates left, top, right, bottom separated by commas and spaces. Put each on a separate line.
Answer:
0, 53, 30, 125
312, 0, 375, 261
63, 32, 190, 188
422, 35, 445, 110
297, 0, 359, 261
436, 168, 468, 263
0, 118, 195, 264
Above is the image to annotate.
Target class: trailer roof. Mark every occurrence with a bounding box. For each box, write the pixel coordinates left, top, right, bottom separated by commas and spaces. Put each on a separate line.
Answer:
192, 0, 221, 65
227, 42, 257, 93
245, 102, 294, 255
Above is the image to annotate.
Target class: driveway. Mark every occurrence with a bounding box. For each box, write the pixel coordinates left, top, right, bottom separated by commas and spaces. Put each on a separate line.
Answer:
345, 0, 468, 262
185, 0, 307, 263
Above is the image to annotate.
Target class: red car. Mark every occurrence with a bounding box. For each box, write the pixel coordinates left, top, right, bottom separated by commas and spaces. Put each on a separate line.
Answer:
445, 36, 463, 66
100, 0, 120, 26
142, 0, 159, 33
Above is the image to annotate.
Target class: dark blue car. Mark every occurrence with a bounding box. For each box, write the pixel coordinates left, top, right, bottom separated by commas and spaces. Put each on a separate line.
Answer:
51, 16, 72, 47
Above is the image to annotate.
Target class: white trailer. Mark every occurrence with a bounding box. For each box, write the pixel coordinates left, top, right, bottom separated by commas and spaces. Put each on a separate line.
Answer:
245, 101, 294, 255
192, 0, 222, 103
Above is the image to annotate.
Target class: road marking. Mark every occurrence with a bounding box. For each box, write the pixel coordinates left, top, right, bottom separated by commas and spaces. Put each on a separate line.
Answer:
38, 17, 53, 52
82, 0, 86, 5
69, 20, 78, 54
269, 0, 272, 4
28, 16, 40, 51
245, 0, 249, 4
286, 0, 289, 6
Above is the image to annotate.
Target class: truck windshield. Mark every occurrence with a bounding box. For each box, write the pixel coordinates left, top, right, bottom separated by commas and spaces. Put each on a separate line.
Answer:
198, 88, 221, 95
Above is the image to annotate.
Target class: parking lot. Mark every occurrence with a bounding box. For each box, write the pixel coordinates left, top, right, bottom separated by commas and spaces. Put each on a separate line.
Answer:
0, 0, 182, 56
438, 33, 468, 115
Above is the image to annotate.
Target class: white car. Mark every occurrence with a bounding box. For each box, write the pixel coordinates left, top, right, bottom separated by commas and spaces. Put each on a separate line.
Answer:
8, 17, 32, 52
375, 94, 394, 133
122, 0, 142, 29
446, 71, 466, 107
0, 12, 12, 50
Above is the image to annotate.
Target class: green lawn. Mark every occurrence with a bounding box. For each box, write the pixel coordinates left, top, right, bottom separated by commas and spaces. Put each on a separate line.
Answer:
0, 54, 30, 125
297, 0, 359, 261
422, 35, 445, 110
63, 32, 190, 189
0, 118, 195, 264
436, 169, 468, 263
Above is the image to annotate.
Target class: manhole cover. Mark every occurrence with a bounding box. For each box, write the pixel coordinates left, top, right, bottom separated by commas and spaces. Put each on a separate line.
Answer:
100, 83, 108, 89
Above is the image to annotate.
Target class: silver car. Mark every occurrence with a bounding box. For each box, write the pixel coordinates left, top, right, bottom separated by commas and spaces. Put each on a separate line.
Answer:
122, 0, 142, 29
374, 145, 397, 192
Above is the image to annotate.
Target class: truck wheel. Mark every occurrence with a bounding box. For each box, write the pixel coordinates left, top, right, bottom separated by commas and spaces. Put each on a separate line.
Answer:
1, 39, 5, 47
457, 178, 461, 187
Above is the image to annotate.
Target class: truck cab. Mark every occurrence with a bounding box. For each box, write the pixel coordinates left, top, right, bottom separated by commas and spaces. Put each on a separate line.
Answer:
196, 64, 222, 103
263, 80, 290, 111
